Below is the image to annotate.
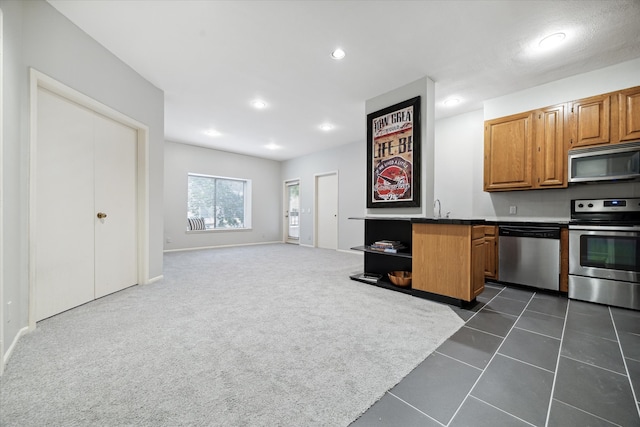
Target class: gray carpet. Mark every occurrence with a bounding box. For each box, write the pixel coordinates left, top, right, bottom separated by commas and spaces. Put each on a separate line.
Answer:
0, 244, 463, 426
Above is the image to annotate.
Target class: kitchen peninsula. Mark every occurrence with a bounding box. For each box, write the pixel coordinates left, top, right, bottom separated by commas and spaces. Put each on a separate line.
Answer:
351, 217, 487, 306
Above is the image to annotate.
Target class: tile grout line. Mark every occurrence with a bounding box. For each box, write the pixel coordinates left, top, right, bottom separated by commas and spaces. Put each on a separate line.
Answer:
551, 399, 624, 427
469, 395, 537, 427
524, 307, 567, 320
463, 324, 510, 340
445, 289, 536, 427
387, 391, 447, 427
609, 307, 640, 422
496, 352, 556, 375
434, 350, 484, 372
543, 297, 570, 427
512, 325, 562, 341
560, 355, 629, 377
456, 285, 507, 325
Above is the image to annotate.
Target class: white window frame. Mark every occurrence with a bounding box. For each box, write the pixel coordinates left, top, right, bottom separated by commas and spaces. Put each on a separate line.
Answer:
187, 173, 252, 232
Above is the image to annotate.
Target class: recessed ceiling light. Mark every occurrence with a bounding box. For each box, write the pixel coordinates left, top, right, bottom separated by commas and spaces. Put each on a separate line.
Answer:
319, 123, 334, 131
204, 129, 222, 137
251, 99, 267, 109
331, 48, 346, 60
443, 98, 461, 106
538, 32, 566, 49
265, 143, 281, 150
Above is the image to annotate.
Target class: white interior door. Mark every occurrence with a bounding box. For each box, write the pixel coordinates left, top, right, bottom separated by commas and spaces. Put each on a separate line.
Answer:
94, 114, 138, 298
36, 88, 96, 320
316, 173, 338, 250
35, 87, 138, 321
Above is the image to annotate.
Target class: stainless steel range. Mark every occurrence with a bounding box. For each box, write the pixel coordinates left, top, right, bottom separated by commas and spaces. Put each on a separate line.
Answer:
569, 198, 640, 310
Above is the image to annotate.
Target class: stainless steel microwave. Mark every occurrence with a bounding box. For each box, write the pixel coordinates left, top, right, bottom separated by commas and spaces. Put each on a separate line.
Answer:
568, 141, 640, 183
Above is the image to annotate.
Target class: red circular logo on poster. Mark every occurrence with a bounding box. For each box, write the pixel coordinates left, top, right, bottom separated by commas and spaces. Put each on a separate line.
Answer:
374, 157, 412, 201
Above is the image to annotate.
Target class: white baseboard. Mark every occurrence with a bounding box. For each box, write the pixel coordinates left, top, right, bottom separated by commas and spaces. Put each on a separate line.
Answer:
147, 275, 164, 285
337, 248, 364, 255
2, 326, 29, 375
163, 241, 283, 253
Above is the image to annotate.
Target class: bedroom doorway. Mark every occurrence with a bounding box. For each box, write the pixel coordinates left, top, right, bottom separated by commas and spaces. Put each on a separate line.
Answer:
284, 180, 300, 244
315, 172, 338, 250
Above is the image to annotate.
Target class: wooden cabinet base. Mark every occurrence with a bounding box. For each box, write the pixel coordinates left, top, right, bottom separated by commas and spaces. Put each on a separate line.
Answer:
412, 223, 485, 302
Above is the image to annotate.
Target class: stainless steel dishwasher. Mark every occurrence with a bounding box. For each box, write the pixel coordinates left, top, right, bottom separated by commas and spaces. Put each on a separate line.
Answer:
498, 225, 561, 291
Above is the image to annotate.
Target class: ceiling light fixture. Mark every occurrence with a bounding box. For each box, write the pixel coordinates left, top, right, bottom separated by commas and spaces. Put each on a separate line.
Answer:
265, 143, 281, 150
251, 99, 267, 109
331, 48, 346, 60
538, 32, 566, 49
204, 129, 222, 137
443, 98, 461, 106
319, 123, 334, 131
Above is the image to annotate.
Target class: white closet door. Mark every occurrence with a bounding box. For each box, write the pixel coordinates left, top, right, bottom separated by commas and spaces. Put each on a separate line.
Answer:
94, 114, 138, 298
35, 87, 138, 321
35, 88, 96, 321
316, 173, 338, 250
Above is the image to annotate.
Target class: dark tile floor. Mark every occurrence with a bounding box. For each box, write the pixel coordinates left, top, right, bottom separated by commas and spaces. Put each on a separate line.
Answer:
351, 283, 640, 427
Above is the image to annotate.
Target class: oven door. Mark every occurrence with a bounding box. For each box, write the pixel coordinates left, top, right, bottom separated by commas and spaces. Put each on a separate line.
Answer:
569, 225, 640, 283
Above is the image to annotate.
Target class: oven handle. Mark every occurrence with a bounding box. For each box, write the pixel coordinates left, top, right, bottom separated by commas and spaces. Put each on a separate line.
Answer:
569, 225, 640, 232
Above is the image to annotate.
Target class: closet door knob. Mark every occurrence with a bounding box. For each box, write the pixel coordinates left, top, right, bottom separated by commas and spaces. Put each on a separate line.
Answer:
97, 212, 107, 219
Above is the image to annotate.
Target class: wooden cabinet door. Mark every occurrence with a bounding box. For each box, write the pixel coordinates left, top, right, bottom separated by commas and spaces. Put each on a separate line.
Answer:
484, 112, 534, 191
618, 87, 640, 142
535, 104, 567, 188
411, 224, 429, 292
471, 236, 485, 298
570, 94, 611, 148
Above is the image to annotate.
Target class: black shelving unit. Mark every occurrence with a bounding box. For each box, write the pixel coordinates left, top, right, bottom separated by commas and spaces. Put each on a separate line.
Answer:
350, 217, 413, 294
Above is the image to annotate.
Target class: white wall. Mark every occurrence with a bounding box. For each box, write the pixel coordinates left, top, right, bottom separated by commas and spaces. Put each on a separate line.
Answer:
474, 57, 640, 220
2, 0, 164, 368
484, 58, 640, 120
164, 141, 282, 251
434, 109, 484, 218
281, 141, 365, 251
1, 0, 25, 370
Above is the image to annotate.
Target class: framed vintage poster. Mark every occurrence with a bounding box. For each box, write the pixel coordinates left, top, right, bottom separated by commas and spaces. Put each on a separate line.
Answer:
366, 96, 421, 208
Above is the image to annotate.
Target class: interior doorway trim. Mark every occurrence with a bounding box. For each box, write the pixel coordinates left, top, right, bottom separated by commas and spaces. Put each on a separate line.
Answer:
27, 68, 150, 330
314, 171, 339, 249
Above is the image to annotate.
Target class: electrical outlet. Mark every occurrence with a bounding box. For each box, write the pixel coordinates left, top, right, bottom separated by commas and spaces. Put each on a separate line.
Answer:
509, 206, 517, 215
166, 237, 172, 243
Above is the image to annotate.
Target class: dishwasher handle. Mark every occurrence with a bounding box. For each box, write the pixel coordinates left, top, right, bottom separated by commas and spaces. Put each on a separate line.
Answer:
498, 226, 561, 239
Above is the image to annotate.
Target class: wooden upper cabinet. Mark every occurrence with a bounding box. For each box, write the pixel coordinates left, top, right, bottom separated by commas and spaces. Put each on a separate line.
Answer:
484, 112, 534, 191
619, 87, 640, 142
569, 93, 611, 148
484, 85, 639, 193
535, 104, 567, 188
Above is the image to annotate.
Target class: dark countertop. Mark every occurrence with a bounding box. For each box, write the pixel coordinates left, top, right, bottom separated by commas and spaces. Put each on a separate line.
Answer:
485, 220, 569, 228
411, 218, 485, 225
351, 216, 569, 227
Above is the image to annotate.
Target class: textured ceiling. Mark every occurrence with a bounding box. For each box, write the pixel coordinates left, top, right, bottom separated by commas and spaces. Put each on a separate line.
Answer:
48, 0, 640, 161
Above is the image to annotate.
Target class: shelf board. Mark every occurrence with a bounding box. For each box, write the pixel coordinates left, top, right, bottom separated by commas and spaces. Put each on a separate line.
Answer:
351, 245, 412, 259
350, 273, 413, 295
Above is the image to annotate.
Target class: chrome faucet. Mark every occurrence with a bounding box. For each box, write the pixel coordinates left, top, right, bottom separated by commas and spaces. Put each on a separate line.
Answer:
433, 199, 441, 218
